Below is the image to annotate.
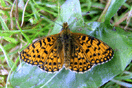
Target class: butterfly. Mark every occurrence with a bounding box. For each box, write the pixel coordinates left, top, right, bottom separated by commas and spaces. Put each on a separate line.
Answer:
20, 22, 114, 73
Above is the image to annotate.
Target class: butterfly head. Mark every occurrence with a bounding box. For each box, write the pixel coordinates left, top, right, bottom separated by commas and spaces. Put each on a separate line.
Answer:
62, 22, 69, 30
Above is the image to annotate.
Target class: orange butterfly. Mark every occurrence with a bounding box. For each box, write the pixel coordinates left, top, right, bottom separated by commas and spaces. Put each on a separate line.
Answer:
20, 22, 114, 73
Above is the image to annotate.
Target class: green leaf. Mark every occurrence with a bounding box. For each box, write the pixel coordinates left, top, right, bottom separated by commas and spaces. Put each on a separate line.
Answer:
104, 0, 126, 26
50, 0, 83, 35
0, 32, 14, 37
10, 0, 132, 88
3, 37, 18, 44
0, 16, 9, 30
0, 44, 14, 68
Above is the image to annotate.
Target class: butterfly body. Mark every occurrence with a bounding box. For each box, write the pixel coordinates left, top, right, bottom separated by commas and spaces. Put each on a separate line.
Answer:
20, 22, 114, 73
58, 22, 72, 69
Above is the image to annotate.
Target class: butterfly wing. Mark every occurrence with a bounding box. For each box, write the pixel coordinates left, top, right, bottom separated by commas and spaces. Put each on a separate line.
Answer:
20, 34, 64, 72
69, 33, 114, 73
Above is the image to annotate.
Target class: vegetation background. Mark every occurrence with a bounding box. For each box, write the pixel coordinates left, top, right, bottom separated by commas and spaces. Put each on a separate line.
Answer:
0, 0, 132, 88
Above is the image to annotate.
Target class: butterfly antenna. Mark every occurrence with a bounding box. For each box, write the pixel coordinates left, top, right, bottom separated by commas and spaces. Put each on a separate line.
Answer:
40, 15, 62, 27
68, 11, 90, 29
68, 16, 83, 28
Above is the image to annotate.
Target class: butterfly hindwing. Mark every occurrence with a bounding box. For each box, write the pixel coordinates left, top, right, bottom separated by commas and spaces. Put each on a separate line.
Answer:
38, 44, 64, 72
69, 43, 94, 73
